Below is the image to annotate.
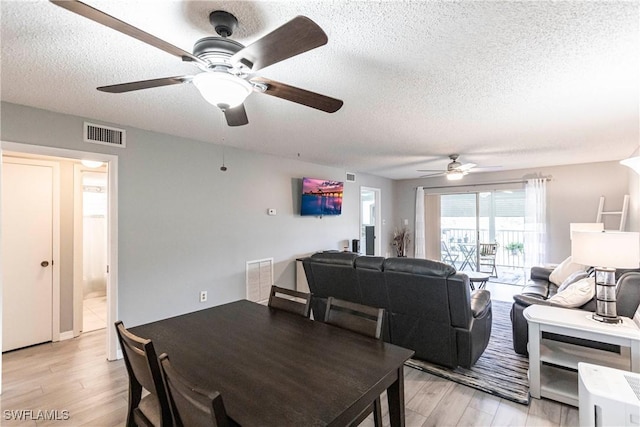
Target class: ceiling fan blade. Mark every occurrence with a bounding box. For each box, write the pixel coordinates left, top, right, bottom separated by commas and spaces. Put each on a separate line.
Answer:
97, 76, 192, 93
50, 0, 207, 66
469, 165, 503, 172
416, 169, 444, 172
231, 16, 327, 72
419, 172, 445, 178
458, 163, 477, 171
223, 104, 249, 127
251, 77, 343, 113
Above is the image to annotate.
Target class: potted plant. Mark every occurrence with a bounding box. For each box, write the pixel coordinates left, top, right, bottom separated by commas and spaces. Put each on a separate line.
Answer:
392, 227, 411, 257
505, 242, 524, 255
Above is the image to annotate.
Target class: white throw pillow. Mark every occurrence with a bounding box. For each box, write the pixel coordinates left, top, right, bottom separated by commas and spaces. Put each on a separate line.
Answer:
557, 270, 590, 293
548, 277, 595, 308
549, 256, 587, 286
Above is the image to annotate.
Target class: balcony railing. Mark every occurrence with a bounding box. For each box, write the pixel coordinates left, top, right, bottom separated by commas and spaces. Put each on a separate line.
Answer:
442, 228, 525, 269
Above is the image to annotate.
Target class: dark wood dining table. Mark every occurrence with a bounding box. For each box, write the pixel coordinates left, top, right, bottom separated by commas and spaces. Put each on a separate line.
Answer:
130, 299, 414, 427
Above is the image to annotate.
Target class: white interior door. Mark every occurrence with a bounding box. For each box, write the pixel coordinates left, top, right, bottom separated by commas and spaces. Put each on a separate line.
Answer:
2, 160, 54, 352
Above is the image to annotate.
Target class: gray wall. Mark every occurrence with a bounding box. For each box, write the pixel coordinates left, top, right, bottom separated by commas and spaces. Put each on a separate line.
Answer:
1, 102, 395, 328
394, 161, 634, 263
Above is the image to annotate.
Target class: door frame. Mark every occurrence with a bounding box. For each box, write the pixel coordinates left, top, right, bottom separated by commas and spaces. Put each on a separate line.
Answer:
1, 156, 61, 347
0, 141, 119, 394
359, 186, 382, 256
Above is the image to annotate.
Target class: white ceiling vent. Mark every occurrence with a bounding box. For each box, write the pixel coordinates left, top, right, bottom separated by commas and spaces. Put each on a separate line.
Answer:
346, 172, 356, 182
84, 122, 126, 148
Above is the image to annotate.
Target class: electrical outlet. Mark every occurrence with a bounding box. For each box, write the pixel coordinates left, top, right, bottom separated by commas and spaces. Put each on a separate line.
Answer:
199, 291, 207, 303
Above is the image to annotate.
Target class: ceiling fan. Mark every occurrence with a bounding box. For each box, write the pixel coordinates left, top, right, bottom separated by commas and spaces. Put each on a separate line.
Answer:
49, 1, 343, 127
417, 154, 500, 180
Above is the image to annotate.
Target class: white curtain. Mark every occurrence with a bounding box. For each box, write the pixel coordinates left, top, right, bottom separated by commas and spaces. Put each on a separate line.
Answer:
524, 178, 547, 268
414, 187, 426, 258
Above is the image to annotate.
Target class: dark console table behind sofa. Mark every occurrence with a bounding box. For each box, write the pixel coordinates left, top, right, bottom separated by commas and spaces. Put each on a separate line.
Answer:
302, 251, 493, 369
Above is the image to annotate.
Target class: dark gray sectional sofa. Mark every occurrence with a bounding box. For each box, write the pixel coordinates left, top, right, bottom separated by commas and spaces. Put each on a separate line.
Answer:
301, 251, 492, 369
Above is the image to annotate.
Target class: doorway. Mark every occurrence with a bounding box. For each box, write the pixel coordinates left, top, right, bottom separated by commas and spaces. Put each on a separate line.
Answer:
74, 166, 109, 334
360, 187, 381, 256
0, 141, 119, 394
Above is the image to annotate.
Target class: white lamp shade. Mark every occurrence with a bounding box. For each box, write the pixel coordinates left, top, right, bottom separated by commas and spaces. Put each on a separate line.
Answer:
569, 223, 604, 239
571, 231, 640, 268
620, 156, 640, 174
193, 72, 252, 109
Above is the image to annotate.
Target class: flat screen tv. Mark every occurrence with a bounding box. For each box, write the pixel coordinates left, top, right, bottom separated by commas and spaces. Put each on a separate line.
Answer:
300, 177, 343, 216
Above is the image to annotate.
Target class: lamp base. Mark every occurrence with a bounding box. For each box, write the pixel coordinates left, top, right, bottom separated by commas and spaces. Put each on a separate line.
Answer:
591, 313, 621, 324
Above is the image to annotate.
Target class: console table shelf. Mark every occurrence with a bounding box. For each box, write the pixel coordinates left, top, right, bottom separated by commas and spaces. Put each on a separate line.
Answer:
540, 364, 579, 406
540, 339, 631, 372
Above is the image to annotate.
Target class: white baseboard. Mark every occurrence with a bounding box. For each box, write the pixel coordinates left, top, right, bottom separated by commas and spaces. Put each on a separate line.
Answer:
59, 330, 75, 341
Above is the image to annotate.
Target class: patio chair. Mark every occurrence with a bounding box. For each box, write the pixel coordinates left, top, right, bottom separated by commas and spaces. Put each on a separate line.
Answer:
479, 243, 498, 277
441, 241, 459, 267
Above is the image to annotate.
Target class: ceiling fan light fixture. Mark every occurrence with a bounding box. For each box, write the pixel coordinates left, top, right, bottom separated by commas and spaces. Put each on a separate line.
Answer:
81, 160, 104, 168
193, 72, 252, 109
447, 170, 464, 180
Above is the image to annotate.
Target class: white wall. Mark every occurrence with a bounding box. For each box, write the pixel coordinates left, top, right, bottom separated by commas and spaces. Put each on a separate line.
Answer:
394, 161, 634, 263
627, 168, 639, 232
0, 102, 395, 327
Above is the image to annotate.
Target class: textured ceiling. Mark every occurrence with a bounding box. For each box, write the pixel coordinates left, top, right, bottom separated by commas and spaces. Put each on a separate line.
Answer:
1, 0, 638, 179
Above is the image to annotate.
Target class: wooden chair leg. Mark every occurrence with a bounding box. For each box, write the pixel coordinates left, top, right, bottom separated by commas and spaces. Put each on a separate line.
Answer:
373, 397, 382, 427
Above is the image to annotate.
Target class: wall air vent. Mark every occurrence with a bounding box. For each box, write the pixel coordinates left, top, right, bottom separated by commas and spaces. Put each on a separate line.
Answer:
346, 172, 356, 182
84, 122, 126, 148
246, 258, 274, 303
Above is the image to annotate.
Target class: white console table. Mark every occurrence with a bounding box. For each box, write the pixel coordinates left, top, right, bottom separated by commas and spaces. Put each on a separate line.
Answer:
524, 305, 640, 407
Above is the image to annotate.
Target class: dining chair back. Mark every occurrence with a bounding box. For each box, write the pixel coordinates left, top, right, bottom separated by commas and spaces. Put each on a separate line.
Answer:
324, 297, 384, 426
324, 297, 384, 339
115, 320, 172, 427
268, 285, 311, 317
159, 354, 237, 427
479, 243, 498, 277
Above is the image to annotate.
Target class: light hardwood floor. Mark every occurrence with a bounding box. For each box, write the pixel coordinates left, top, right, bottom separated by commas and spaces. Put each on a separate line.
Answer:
1, 287, 578, 426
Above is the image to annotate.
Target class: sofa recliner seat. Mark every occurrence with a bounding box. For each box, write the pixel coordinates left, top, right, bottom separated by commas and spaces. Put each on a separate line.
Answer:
302, 252, 492, 369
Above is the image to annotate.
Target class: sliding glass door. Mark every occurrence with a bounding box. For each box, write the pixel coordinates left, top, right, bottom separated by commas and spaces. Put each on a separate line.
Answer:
439, 190, 526, 285
440, 193, 478, 271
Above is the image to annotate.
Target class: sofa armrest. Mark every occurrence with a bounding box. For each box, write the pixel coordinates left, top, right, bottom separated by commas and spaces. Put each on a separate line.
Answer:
513, 293, 567, 309
470, 290, 491, 318
530, 265, 554, 282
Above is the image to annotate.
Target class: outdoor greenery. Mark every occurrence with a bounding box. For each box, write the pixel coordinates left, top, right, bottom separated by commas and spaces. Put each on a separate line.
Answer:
505, 242, 524, 254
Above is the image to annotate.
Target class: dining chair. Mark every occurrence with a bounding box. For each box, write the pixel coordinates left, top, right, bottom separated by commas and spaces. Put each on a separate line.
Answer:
324, 297, 384, 427
479, 242, 498, 277
115, 321, 173, 427
159, 353, 237, 427
268, 285, 311, 317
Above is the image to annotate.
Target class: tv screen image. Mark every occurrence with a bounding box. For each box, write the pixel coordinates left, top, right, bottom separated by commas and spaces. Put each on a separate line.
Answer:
301, 178, 343, 216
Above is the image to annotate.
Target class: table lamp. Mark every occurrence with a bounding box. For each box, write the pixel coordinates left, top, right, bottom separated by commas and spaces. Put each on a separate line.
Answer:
571, 231, 640, 323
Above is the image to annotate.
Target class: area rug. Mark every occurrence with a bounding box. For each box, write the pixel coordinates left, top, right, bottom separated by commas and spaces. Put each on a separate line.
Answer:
404, 300, 530, 405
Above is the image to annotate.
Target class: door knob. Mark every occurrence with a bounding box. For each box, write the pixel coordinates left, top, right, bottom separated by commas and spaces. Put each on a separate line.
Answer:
41, 261, 49, 267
